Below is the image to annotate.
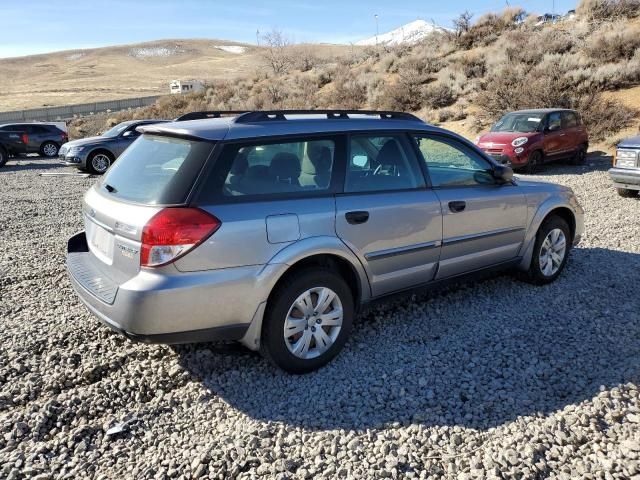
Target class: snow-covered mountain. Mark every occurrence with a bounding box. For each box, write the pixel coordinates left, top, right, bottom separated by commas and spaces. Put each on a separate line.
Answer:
356, 19, 449, 46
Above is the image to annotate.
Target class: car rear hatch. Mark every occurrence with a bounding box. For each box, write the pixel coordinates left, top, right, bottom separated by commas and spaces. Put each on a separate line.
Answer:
68, 134, 216, 302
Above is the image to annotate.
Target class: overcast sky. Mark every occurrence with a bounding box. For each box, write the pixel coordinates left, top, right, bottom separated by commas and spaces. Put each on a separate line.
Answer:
0, 0, 577, 58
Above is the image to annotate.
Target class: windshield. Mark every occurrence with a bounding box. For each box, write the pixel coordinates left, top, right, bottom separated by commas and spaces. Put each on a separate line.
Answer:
100, 134, 213, 204
102, 122, 133, 138
491, 113, 544, 133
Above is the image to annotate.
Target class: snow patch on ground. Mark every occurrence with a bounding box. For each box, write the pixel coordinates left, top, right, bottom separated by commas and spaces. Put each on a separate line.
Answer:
215, 45, 247, 54
128, 46, 185, 58
66, 53, 84, 61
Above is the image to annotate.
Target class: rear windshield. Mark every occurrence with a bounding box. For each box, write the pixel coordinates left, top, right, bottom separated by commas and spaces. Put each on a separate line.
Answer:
99, 134, 213, 205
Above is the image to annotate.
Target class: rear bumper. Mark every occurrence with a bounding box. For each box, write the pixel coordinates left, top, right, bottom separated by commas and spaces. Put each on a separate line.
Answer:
609, 167, 640, 190
66, 231, 270, 344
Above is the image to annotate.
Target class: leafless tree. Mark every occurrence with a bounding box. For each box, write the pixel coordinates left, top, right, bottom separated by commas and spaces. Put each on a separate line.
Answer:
261, 29, 292, 75
453, 10, 473, 37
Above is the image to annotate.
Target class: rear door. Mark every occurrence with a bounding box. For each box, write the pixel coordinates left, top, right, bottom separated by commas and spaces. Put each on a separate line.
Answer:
182, 134, 343, 272
543, 112, 566, 159
411, 133, 527, 279
561, 111, 581, 154
335, 133, 442, 297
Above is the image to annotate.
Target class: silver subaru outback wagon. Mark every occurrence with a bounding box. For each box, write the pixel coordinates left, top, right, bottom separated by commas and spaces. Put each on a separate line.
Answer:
66, 110, 584, 373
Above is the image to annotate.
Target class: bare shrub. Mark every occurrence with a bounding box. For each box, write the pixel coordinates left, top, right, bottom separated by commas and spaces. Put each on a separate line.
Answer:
291, 46, 320, 72
423, 83, 457, 109
320, 68, 367, 109
577, 0, 640, 20
583, 24, 640, 62
261, 29, 292, 75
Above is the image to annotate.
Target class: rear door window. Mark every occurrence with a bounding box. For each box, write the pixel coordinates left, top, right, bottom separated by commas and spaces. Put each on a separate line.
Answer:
561, 111, 578, 128
548, 112, 562, 131
100, 134, 213, 204
218, 137, 337, 197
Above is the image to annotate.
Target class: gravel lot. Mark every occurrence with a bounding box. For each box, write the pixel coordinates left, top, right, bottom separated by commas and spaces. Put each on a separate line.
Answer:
1, 153, 639, 480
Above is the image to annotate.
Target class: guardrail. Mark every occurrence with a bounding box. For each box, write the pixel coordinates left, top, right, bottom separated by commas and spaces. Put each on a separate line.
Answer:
0, 95, 163, 123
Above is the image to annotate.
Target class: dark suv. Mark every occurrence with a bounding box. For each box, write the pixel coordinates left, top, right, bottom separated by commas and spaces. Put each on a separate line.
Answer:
66, 110, 585, 373
60, 120, 167, 174
476, 109, 589, 173
0, 123, 68, 158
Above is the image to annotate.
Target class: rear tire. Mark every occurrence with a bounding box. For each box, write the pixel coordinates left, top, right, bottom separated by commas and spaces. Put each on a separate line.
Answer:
524, 150, 543, 174
520, 215, 571, 285
0, 147, 7, 167
260, 269, 354, 374
617, 187, 639, 198
571, 144, 587, 165
86, 151, 113, 175
40, 141, 59, 158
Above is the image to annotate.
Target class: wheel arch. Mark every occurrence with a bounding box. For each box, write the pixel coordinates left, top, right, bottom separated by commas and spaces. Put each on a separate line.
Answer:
240, 238, 371, 351
517, 198, 578, 271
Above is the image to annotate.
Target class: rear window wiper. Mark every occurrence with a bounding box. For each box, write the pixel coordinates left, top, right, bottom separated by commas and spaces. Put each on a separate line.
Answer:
103, 183, 117, 193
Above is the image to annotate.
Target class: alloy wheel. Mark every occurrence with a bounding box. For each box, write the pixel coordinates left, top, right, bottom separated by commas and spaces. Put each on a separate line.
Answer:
92, 154, 111, 173
43, 143, 58, 157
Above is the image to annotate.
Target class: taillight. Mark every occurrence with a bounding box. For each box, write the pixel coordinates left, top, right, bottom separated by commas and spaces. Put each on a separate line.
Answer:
22, 133, 28, 144
140, 208, 221, 267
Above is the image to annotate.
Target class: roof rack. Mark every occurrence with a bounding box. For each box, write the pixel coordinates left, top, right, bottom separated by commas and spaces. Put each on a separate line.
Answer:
174, 111, 249, 122
233, 110, 423, 123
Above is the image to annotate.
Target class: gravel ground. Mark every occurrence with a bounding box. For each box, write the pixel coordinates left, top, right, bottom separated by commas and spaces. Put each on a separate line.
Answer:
0, 153, 639, 480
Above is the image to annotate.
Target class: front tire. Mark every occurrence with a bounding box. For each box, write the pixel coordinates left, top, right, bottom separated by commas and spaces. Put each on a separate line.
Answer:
260, 269, 354, 374
520, 216, 571, 285
616, 188, 638, 198
87, 151, 113, 175
524, 150, 543, 174
40, 141, 59, 158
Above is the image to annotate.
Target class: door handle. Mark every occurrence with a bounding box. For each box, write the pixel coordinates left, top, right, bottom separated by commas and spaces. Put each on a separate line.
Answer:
345, 211, 369, 225
448, 201, 466, 213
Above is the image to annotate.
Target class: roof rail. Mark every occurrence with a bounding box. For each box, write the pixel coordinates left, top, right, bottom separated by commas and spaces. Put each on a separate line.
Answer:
233, 110, 423, 123
174, 111, 249, 122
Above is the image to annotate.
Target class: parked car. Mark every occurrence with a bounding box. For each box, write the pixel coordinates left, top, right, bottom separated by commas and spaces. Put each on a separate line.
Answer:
0, 122, 68, 158
60, 119, 168, 174
476, 109, 589, 173
66, 110, 584, 373
610, 135, 640, 197
0, 128, 28, 167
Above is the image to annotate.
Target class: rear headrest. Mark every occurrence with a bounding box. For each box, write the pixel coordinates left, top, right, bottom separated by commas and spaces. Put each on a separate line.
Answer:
303, 145, 332, 175
269, 153, 301, 182
377, 140, 403, 167
230, 150, 249, 175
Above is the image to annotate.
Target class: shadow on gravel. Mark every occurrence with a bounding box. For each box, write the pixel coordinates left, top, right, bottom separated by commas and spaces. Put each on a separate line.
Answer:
1, 157, 69, 172
175, 247, 640, 432
519, 151, 613, 178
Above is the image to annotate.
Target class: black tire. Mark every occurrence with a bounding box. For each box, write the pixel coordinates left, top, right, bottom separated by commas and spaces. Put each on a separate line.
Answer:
40, 141, 59, 158
0, 147, 7, 167
524, 150, 543, 174
520, 215, 571, 285
571, 144, 587, 165
86, 151, 113, 175
260, 269, 354, 374
617, 187, 639, 198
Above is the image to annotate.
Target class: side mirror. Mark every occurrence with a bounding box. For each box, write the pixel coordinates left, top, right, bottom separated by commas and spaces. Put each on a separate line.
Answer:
493, 164, 514, 183
546, 124, 560, 133
122, 130, 134, 138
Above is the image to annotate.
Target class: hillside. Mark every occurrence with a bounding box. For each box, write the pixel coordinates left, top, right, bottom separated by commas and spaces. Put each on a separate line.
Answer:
0, 39, 352, 111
